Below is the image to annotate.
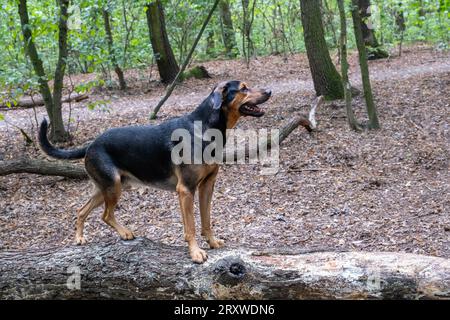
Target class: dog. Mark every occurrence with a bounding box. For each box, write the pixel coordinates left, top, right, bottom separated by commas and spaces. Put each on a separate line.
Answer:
38, 80, 272, 263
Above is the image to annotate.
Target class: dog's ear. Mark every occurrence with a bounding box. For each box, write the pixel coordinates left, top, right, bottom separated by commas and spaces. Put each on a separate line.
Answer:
211, 82, 228, 109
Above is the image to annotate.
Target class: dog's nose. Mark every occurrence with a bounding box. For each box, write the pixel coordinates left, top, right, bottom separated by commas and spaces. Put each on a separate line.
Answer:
264, 89, 272, 96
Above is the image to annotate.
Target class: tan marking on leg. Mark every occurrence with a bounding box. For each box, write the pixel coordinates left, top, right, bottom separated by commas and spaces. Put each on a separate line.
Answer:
176, 179, 207, 263
198, 166, 224, 249
75, 190, 104, 245
101, 180, 135, 240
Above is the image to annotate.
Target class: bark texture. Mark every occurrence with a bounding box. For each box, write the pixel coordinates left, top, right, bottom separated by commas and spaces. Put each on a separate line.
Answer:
219, 0, 238, 58
357, 0, 389, 60
0, 237, 449, 299
0, 93, 88, 109
0, 158, 87, 179
351, 0, 380, 129
300, 0, 344, 100
17, 0, 68, 141
102, 6, 127, 90
145, 1, 180, 84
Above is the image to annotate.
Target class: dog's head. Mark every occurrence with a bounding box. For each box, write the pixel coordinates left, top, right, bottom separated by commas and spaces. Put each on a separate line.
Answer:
210, 80, 272, 128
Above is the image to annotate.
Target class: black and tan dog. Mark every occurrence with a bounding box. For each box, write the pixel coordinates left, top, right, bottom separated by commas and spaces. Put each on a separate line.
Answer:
38, 80, 271, 263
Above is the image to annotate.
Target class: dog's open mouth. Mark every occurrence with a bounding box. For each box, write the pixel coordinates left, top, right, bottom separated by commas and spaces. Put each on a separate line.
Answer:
239, 103, 265, 117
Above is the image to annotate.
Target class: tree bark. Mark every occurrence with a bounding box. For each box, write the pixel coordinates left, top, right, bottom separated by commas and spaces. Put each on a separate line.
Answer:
0, 237, 449, 299
17, 0, 68, 141
0, 93, 88, 109
150, 0, 221, 119
219, 0, 238, 58
337, 0, 361, 131
357, 0, 388, 60
299, 0, 344, 100
145, 1, 180, 84
351, 0, 380, 129
102, 5, 127, 90
52, 0, 71, 140
0, 158, 87, 179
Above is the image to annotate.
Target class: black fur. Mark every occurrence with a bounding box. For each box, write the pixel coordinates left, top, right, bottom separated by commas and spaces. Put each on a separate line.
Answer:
39, 119, 88, 159
38, 80, 270, 191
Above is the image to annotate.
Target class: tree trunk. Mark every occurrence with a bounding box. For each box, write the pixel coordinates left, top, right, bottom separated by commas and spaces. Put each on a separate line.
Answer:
145, 1, 180, 84
0, 158, 87, 179
0, 237, 449, 299
0, 93, 88, 109
299, 0, 344, 100
219, 0, 238, 58
337, 0, 361, 131
17, 0, 68, 142
150, 0, 221, 119
351, 0, 380, 129
205, 30, 216, 57
357, 0, 388, 60
102, 6, 127, 90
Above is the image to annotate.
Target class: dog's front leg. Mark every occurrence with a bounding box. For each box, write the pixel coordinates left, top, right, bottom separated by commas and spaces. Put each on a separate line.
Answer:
177, 183, 208, 263
198, 168, 224, 249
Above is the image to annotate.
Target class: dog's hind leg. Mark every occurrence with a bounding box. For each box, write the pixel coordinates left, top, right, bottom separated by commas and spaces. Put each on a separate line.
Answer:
198, 167, 224, 249
101, 178, 135, 240
75, 189, 104, 245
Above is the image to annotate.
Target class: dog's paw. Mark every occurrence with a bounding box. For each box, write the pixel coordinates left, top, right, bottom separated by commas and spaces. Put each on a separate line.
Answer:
190, 248, 208, 264
119, 229, 135, 240
75, 235, 87, 245
208, 238, 225, 249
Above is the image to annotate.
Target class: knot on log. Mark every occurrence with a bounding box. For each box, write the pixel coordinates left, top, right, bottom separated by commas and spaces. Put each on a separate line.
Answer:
213, 256, 248, 286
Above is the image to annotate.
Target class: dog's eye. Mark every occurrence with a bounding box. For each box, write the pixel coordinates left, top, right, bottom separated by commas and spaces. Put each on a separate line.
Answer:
241, 87, 249, 93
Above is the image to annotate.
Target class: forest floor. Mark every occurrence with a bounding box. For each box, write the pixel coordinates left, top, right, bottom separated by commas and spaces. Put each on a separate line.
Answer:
0, 45, 449, 258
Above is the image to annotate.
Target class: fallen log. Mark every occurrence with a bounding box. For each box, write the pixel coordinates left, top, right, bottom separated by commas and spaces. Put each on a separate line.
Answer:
0, 93, 88, 109
0, 237, 448, 299
0, 158, 87, 179
0, 97, 323, 179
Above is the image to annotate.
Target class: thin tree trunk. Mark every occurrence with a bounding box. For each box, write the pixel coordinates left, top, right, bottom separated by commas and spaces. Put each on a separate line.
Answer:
17, 0, 68, 142
351, 0, 380, 129
145, 0, 180, 84
102, 5, 127, 90
1, 238, 449, 299
337, 0, 361, 131
219, 0, 238, 58
52, 0, 70, 140
150, 0, 221, 119
357, 0, 388, 59
299, 0, 344, 100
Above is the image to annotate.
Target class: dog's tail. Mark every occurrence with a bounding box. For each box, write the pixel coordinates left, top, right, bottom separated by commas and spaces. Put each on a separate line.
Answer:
38, 119, 89, 160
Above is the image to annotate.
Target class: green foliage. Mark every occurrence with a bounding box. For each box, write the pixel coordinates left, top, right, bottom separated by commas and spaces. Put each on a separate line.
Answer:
0, 0, 448, 96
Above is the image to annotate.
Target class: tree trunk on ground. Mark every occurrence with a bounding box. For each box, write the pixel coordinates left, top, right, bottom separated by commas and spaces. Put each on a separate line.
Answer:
17, 0, 68, 142
0, 93, 88, 109
0, 158, 87, 179
0, 237, 449, 299
358, 0, 389, 60
337, 0, 361, 131
351, 0, 380, 129
145, 1, 180, 84
219, 0, 238, 58
102, 6, 127, 90
299, 0, 344, 100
